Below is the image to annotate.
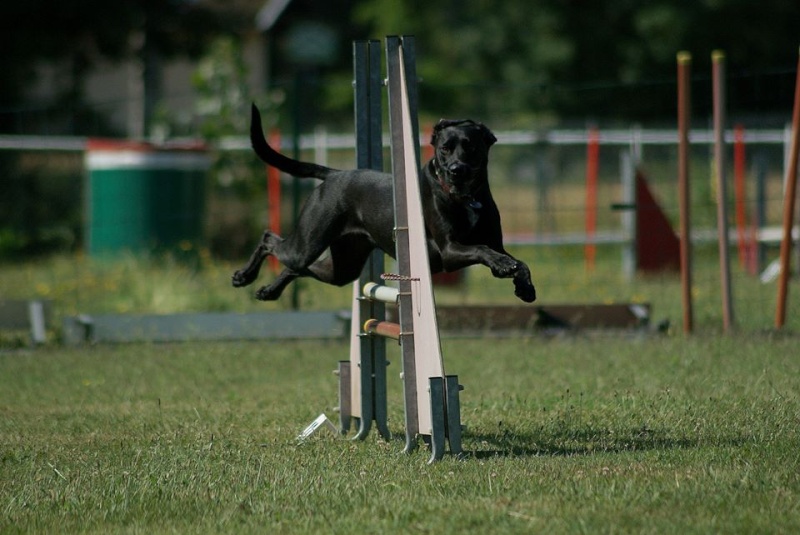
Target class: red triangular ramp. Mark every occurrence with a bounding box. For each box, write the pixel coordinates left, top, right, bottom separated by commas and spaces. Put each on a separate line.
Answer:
636, 170, 680, 272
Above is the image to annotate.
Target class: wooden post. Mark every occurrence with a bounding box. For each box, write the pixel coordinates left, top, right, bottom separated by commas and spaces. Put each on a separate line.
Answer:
712, 50, 735, 332
363, 319, 401, 340
677, 51, 694, 333
775, 48, 800, 329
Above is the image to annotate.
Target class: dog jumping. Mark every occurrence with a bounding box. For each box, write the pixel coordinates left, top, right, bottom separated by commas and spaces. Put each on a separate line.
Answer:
232, 104, 536, 303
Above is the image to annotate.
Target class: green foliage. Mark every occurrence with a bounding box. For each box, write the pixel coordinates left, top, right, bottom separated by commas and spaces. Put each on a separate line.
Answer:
0, 153, 82, 257
1, 336, 798, 532
190, 35, 285, 192
193, 36, 252, 141
3, 0, 798, 134
354, 0, 800, 123
0, 0, 230, 133
1, 237, 798, 344
192, 36, 260, 198
189, 36, 286, 257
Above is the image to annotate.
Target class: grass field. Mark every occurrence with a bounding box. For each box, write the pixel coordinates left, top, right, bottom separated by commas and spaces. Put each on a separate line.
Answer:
1, 241, 798, 336
1, 245, 799, 532
2, 333, 798, 533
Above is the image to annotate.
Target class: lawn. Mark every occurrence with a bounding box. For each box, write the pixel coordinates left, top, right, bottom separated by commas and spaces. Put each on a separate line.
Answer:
2, 243, 799, 532
2, 242, 798, 337
1, 334, 798, 533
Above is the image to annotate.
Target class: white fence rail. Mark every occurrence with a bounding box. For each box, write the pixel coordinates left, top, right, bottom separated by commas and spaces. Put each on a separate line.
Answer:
0, 127, 791, 154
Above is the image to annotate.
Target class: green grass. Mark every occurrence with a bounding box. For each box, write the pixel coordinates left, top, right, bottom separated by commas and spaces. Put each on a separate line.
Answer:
2, 335, 798, 533
1, 243, 798, 531
1, 241, 798, 342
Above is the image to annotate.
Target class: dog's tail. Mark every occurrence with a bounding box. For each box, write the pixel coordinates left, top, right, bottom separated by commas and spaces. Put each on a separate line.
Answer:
250, 103, 337, 180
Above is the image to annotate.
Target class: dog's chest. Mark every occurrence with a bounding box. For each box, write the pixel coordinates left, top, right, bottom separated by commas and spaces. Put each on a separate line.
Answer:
440, 202, 481, 238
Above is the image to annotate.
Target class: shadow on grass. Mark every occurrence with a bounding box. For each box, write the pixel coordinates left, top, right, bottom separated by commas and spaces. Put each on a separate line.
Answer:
462, 425, 749, 459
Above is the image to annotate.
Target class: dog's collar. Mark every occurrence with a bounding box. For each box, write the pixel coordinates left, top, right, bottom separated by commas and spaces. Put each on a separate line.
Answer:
433, 159, 451, 195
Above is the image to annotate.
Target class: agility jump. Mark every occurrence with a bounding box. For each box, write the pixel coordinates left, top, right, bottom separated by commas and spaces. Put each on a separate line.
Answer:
337, 36, 463, 462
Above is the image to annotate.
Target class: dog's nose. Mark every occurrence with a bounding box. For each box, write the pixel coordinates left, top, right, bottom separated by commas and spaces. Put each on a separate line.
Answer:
447, 162, 468, 176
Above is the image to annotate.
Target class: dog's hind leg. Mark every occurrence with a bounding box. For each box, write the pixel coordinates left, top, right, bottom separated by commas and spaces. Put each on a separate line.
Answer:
232, 230, 283, 288
254, 268, 298, 300
255, 236, 375, 300
307, 235, 376, 286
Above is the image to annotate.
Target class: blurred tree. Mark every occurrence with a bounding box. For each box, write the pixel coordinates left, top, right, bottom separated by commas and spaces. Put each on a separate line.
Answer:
192, 35, 283, 193
0, 0, 241, 256
190, 35, 288, 258
0, 0, 237, 135
194, 36, 253, 142
354, 0, 800, 125
3, 0, 797, 131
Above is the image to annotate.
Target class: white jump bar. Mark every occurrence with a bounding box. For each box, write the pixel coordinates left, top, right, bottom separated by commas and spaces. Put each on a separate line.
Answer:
362, 282, 400, 304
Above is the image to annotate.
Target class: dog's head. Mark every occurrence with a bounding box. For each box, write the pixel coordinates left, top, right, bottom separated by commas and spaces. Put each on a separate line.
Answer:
430, 119, 497, 202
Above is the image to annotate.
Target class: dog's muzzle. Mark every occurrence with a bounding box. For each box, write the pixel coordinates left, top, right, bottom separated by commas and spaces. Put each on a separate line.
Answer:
446, 162, 470, 178
436, 160, 474, 198
435, 161, 483, 218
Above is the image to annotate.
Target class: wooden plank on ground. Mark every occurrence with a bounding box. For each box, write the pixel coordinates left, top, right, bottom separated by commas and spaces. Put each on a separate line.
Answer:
0, 300, 52, 329
63, 311, 348, 344
61, 303, 651, 344
430, 303, 651, 334
0, 300, 52, 344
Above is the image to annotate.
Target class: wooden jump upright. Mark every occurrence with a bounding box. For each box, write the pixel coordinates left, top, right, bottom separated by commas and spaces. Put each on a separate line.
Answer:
337, 40, 390, 441
337, 36, 463, 463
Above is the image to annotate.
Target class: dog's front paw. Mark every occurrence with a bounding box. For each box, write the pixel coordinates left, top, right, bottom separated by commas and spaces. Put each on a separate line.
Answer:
514, 277, 536, 303
490, 257, 520, 278
512, 263, 536, 302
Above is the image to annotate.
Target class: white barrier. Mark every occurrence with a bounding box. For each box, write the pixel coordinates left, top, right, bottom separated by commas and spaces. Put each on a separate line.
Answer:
362, 282, 400, 304
336, 36, 463, 463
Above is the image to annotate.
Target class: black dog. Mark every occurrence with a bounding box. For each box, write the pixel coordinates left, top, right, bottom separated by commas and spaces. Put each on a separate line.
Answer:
232, 104, 536, 303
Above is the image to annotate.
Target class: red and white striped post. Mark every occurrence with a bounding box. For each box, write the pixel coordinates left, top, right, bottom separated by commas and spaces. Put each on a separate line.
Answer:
775, 47, 800, 329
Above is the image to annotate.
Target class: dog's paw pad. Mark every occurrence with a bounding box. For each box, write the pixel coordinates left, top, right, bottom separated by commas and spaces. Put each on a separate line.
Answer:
233, 268, 261, 288
514, 280, 536, 303
491, 258, 520, 278
255, 286, 278, 301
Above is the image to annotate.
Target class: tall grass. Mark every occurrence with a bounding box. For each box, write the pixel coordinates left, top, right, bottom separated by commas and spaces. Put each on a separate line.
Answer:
1, 335, 798, 533
1, 241, 798, 342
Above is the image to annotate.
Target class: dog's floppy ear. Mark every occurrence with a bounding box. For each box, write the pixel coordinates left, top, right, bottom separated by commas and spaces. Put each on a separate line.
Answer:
478, 123, 497, 147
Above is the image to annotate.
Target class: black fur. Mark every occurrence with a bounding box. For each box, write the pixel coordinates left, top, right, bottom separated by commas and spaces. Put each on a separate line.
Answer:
232, 104, 535, 303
